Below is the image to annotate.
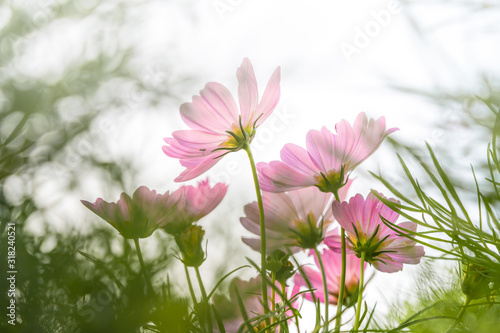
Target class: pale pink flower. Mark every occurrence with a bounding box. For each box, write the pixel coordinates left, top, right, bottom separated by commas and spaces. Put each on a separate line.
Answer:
163, 58, 281, 182
213, 276, 294, 333
160, 179, 228, 235
81, 186, 178, 239
258, 112, 398, 193
326, 192, 425, 273
241, 184, 351, 252
294, 247, 364, 306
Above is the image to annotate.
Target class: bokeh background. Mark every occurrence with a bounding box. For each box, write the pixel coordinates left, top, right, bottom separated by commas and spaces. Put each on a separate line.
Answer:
1, 0, 499, 331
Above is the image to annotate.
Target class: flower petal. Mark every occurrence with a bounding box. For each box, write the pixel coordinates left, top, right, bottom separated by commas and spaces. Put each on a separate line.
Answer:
237, 58, 259, 126
280, 143, 319, 176
306, 127, 339, 174
199, 82, 239, 125
180, 95, 236, 133
257, 161, 318, 192
172, 130, 227, 150
255, 66, 281, 127
174, 156, 220, 182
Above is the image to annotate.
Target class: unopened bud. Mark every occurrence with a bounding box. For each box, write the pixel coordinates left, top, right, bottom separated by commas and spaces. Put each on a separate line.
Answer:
461, 263, 492, 300
175, 225, 206, 267
267, 250, 295, 283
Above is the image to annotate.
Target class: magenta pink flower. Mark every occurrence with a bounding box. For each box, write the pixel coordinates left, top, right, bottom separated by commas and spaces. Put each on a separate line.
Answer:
81, 186, 178, 239
241, 184, 351, 252
294, 247, 364, 306
258, 113, 398, 193
163, 58, 281, 182
326, 192, 425, 273
213, 276, 294, 332
160, 179, 228, 235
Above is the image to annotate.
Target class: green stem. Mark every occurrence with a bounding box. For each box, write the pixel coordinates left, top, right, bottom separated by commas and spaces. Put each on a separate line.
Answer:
195, 266, 213, 333
334, 228, 346, 332
281, 281, 291, 333
353, 251, 366, 331
243, 144, 270, 322
332, 189, 346, 333
314, 247, 329, 332
444, 296, 471, 333
184, 264, 197, 305
133, 238, 154, 296
271, 272, 276, 326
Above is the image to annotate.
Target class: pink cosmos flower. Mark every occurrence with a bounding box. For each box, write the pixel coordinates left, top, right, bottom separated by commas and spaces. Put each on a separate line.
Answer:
294, 247, 364, 307
213, 276, 294, 332
325, 192, 425, 273
160, 179, 228, 235
257, 112, 398, 193
81, 186, 178, 239
163, 58, 281, 182
241, 184, 351, 252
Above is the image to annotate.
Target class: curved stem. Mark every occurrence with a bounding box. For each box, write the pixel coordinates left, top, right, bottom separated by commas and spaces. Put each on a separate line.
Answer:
314, 247, 329, 331
353, 251, 366, 331
444, 296, 471, 333
133, 238, 154, 296
184, 264, 197, 305
243, 144, 270, 322
334, 228, 347, 333
195, 266, 213, 333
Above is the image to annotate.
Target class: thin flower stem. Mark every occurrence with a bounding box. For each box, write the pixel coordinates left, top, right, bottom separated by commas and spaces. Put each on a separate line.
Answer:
334, 229, 346, 332
243, 143, 270, 324
281, 281, 291, 333
133, 238, 154, 296
195, 266, 213, 333
314, 247, 329, 332
444, 296, 471, 333
353, 251, 366, 331
271, 272, 276, 326
333, 189, 346, 333
184, 264, 197, 305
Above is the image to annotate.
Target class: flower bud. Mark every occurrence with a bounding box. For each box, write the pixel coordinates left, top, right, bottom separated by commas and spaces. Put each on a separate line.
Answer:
175, 225, 206, 267
461, 263, 493, 300
266, 250, 295, 283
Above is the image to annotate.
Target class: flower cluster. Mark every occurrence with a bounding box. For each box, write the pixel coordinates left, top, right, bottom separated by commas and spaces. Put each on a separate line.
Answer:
82, 179, 227, 239
81, 58, 426, 332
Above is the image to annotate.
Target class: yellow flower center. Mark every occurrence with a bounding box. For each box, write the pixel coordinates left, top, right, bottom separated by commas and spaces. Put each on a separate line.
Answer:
222, 123, 256, 149
315, 169, 347, 194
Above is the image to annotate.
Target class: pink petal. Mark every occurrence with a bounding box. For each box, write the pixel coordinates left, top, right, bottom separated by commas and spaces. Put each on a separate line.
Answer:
199, 82, 239, 124
186, 180, 228, 219
162, 137, 208, 159
172, 130, 227, 150
372, 257, 404, 273
287, 187, 333, 226
306, 127, 339, 174
174, 156, 220, 182
237, 58, 259, 126
180, 95, 236, 133
257, 161, 318, 192
280, 143, 319, 176
255, 66, 281, 127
